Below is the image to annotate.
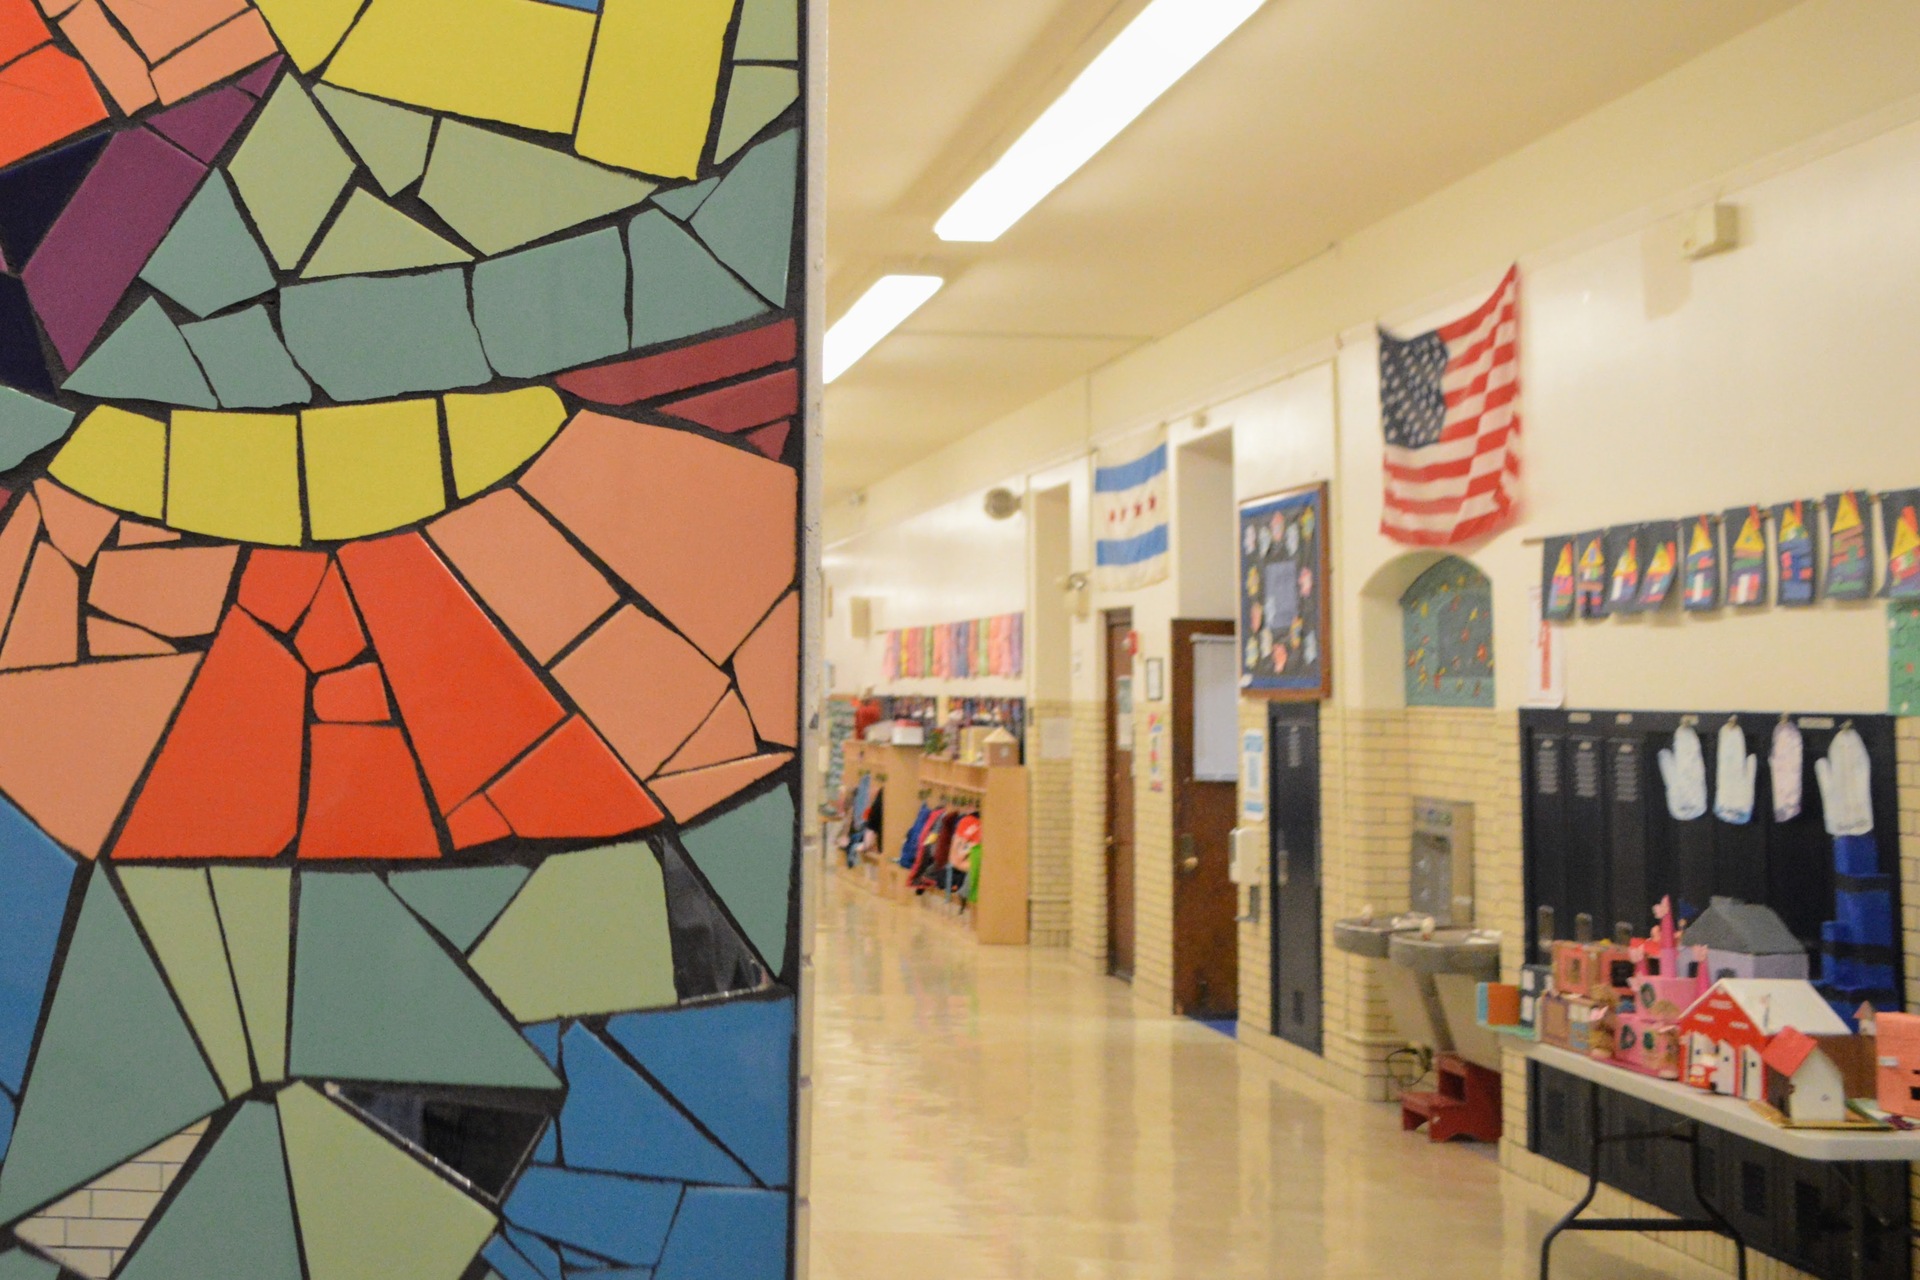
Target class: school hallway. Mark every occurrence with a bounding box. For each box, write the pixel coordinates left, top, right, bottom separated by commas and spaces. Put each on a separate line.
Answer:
806, 877, 1724, 1280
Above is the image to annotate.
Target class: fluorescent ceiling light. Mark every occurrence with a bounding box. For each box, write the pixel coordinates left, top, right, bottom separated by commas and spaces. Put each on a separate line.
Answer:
937, 0, 1265, 243
824, 275, 944, 383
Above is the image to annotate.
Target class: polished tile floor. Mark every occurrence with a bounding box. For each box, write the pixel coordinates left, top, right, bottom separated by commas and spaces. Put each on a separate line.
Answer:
807, 874, 1726, 1280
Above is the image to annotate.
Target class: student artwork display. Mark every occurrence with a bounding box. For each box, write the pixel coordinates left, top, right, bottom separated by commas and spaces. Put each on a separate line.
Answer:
1724, 505, 1767, 608
879, 614, 1024, 682
1238, 482, 1331, 698
1882, 489, 1920, 599
0, 3, 808, 1278
1541, 534, 1575, 622
1772, 499, 1815, 606
1770, 717, 1803, 823
1604, 525, 1640, 613
1636, 520, 1679, 611
1826, 490, 1873, 599
1573, 529, 1607, 619
1545, 488, 1916, 623
1400, 556, 1493, 708
1683, 514, 1721, 611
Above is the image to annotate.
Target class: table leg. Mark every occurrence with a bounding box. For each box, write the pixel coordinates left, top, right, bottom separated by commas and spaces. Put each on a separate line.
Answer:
1684, 1119, 1746, 1280
1539, 1083, 1603, 1280
1538, 1086, 1749, 1280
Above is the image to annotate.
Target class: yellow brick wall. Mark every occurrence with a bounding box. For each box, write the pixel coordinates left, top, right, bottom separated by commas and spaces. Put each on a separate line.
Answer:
1070, 700, 1109, 968
1237, 704, 1418, 1099
1026, 699, 1073, 948
1131, 698, 1175, 1010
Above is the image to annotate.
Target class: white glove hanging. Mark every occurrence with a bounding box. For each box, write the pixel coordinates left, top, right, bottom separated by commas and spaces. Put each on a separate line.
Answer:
1658, 725, 1708, 821
1712, 720, 1755, 824
1814, 726, 1874, 836
1770, 718, 1803, 822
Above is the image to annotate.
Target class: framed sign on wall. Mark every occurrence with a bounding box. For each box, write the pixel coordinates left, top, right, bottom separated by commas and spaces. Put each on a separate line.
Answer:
1238, 482, 1331, 700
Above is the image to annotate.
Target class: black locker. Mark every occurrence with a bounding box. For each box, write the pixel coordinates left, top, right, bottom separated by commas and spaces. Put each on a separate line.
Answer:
1565, 735, 1607, 928
1268, 703, 1322, 1055
1524, 734, 1567, 945
1606, 738, 1648, 930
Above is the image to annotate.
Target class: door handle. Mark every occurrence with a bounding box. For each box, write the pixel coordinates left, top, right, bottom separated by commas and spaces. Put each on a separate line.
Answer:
1178, 833, 1198, 875
1276, 839, 1289, 886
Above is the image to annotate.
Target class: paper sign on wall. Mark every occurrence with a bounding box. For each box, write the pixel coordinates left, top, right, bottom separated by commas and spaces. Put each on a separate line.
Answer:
1147, 713, 1166, 792
1525, 584, 1566, 708
1242, 729, 1267, 822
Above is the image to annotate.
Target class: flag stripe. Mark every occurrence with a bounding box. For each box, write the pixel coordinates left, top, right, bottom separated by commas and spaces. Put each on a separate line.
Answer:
1378, 267, 1522, 546
1096, 524, 1170, 567
1094, 443, 1168, 493
1095, 430, 1171, 589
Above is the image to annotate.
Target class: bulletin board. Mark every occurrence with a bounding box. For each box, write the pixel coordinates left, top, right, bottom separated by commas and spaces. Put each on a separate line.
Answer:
1237, 482, 1331, 699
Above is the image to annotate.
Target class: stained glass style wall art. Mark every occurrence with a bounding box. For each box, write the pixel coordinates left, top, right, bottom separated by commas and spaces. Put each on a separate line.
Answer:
1400, 556, 1492, 708
0, 0, 808, 1275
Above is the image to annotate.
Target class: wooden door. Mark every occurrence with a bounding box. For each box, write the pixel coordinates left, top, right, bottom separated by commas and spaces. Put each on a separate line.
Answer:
1171, 620, 1238, 1018
1105, 610, 1135, 980
1269, 702, 1323, 1054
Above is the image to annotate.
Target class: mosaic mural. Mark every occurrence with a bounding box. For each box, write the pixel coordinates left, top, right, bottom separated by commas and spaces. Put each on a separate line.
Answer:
0, 0, 805, 1275
1400, 556, 1492, 708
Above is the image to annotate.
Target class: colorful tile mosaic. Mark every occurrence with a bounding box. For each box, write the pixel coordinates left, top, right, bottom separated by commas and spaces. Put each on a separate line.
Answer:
0, 0, 805, 1271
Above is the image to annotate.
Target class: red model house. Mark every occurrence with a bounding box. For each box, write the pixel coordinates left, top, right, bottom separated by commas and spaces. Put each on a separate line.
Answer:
1678, 979, 1848, 1100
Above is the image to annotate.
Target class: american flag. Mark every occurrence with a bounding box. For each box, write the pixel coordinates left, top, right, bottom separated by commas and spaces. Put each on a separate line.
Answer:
1378, 266, 1521, 545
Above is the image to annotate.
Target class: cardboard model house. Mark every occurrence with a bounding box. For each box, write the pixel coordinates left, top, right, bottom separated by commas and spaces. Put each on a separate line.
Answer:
1873, 1009, 1920, 1120
1678, 978, 1848, 1100
1761, 1027, 1875, 1124
1684, 898, 1809, 981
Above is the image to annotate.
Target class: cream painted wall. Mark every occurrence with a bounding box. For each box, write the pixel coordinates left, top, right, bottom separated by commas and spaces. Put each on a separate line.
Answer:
822, 489, 1028, 697
1175, 432, 1238, 620
1337, 107, 1920, 714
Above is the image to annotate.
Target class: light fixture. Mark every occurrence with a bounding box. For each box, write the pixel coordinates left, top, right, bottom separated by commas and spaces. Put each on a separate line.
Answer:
823, 275, 944, 383
935, 0, 1265, 243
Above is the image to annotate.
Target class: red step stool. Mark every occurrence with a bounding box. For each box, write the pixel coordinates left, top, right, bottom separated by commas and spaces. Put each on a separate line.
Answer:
1400, 1053, 1502, 1143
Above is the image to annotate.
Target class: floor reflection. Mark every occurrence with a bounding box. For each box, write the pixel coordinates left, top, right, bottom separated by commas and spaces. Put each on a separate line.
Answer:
807, 875, 1724, 1279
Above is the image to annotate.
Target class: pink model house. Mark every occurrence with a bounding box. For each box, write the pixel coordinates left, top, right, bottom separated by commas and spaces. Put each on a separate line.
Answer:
1611, 898, 1708, 1078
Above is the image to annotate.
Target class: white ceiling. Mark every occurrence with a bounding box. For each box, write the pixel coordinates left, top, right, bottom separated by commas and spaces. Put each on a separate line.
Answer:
823, 0, 1801, 501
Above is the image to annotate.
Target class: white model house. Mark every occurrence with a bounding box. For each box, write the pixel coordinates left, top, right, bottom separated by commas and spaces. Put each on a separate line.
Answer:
1762, 1027, 1876, 1123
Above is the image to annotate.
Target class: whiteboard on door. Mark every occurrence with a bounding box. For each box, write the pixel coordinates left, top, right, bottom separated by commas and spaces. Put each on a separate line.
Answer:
1191, 635, 1239, 782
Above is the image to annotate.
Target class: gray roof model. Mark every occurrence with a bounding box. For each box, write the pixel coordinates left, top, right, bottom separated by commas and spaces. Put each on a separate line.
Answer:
1683, 897, 1804, 956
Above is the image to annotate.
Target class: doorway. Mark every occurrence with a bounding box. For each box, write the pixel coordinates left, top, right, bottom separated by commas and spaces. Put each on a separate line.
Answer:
1268, 702, 1323, 1054
1171, 620, 1238, 1019
1104, 608, 1134, 980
